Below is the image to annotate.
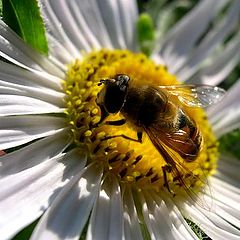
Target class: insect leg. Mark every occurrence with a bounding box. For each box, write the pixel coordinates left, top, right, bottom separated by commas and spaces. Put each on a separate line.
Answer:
102, 118, 142, 143
137, 131, 143, 143
105, 119, 126, 126
103, 131, 143, 143
162, 165, 176, 196
98, 105, 109, 124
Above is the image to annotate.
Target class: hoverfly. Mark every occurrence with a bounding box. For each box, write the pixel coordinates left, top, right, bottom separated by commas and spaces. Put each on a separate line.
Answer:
96, 74, 225, 194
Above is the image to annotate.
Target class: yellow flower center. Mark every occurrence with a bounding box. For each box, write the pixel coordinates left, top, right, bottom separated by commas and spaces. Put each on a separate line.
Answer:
63, 49, 218, 197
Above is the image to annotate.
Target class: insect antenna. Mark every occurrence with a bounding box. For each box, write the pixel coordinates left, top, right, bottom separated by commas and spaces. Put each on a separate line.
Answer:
98, 79, 116, 86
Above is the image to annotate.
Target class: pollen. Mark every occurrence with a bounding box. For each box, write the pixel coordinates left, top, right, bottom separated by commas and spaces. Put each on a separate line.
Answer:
64, 49, 219, 196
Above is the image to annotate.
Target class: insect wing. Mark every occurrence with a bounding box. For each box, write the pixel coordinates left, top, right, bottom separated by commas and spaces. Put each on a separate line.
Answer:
159, 85, 225, 108
146, 122, 201, 162
144, 125, 209, 208
144, 126, 195, 189
143, 125, 183, 174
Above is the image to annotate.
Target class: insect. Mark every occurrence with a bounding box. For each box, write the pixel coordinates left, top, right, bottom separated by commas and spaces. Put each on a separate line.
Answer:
96, 74, 225, 194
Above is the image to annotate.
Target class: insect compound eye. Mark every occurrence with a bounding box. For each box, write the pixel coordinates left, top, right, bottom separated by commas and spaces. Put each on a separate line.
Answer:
116, 74, 130, 84
115, 74, 130, 91
100, 74, 129, 114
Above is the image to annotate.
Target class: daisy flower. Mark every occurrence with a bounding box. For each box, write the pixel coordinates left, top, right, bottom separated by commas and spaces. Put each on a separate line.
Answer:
0, 0, 240, 239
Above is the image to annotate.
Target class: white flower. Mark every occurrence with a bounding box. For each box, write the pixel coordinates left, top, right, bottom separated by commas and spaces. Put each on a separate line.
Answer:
0, 1, 240, 240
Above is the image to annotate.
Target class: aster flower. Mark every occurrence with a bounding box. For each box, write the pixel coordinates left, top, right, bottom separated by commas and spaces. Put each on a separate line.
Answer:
0, 0, 240, 240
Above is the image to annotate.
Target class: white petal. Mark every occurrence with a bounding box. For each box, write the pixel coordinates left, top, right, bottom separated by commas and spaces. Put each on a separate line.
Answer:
122, 186, 143, 240
0, 20, 64, 78
211, 112, 240, 137
177, 1, 240, 81
96, 0, 127, 49
64, 0, 125, 49
184, 202, 240, 240
0, 95, 64, 117
66, 1, 102, 50
152, 193, 198, 240
212, 175, 240, 201
140, 191, 176, 240
0, 80, 65, 107
87, 174, 123, 240
30, 163, 103, 240
216, 154, 240, 185
0, 149, 87, 240
67, 0, 108, 48
158, 0, 227, 73
0, 115, 65, 149
208, 80, 240, 137
151, 53, 165, 65
0, 129, 72, 176
48, 34, 75, 65
195, 32, 240, 85
47, 54, 68, 73
204, 177, 240, 228
139, 192, 156, 240
141, 191, 197, 240
40, 0, 81, 58
70, 0, 113, 48
0, 60, 63, 92
66, 0, 139, 50
45, 1, 92, 52
112, 0, 138, 51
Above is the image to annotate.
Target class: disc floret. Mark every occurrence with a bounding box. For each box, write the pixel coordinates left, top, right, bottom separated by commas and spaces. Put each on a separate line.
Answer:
64, 49, 219, 195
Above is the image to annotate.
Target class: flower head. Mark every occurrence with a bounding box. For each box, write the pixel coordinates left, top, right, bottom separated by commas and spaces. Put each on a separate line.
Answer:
0, 1, 240, 240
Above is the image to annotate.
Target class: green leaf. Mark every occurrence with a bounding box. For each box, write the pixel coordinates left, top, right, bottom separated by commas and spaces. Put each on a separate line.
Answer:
185, 218, 211, 240
219, 128, 240, 159
219, 64, 240, 90
2, 0, 48, 55
12, 219, 38, 240
0, 1, 2, 16
136, 13, 155, 56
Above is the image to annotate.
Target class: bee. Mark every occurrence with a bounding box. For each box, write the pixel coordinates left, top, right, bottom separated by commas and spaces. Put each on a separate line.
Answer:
96, 74, 225, 193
